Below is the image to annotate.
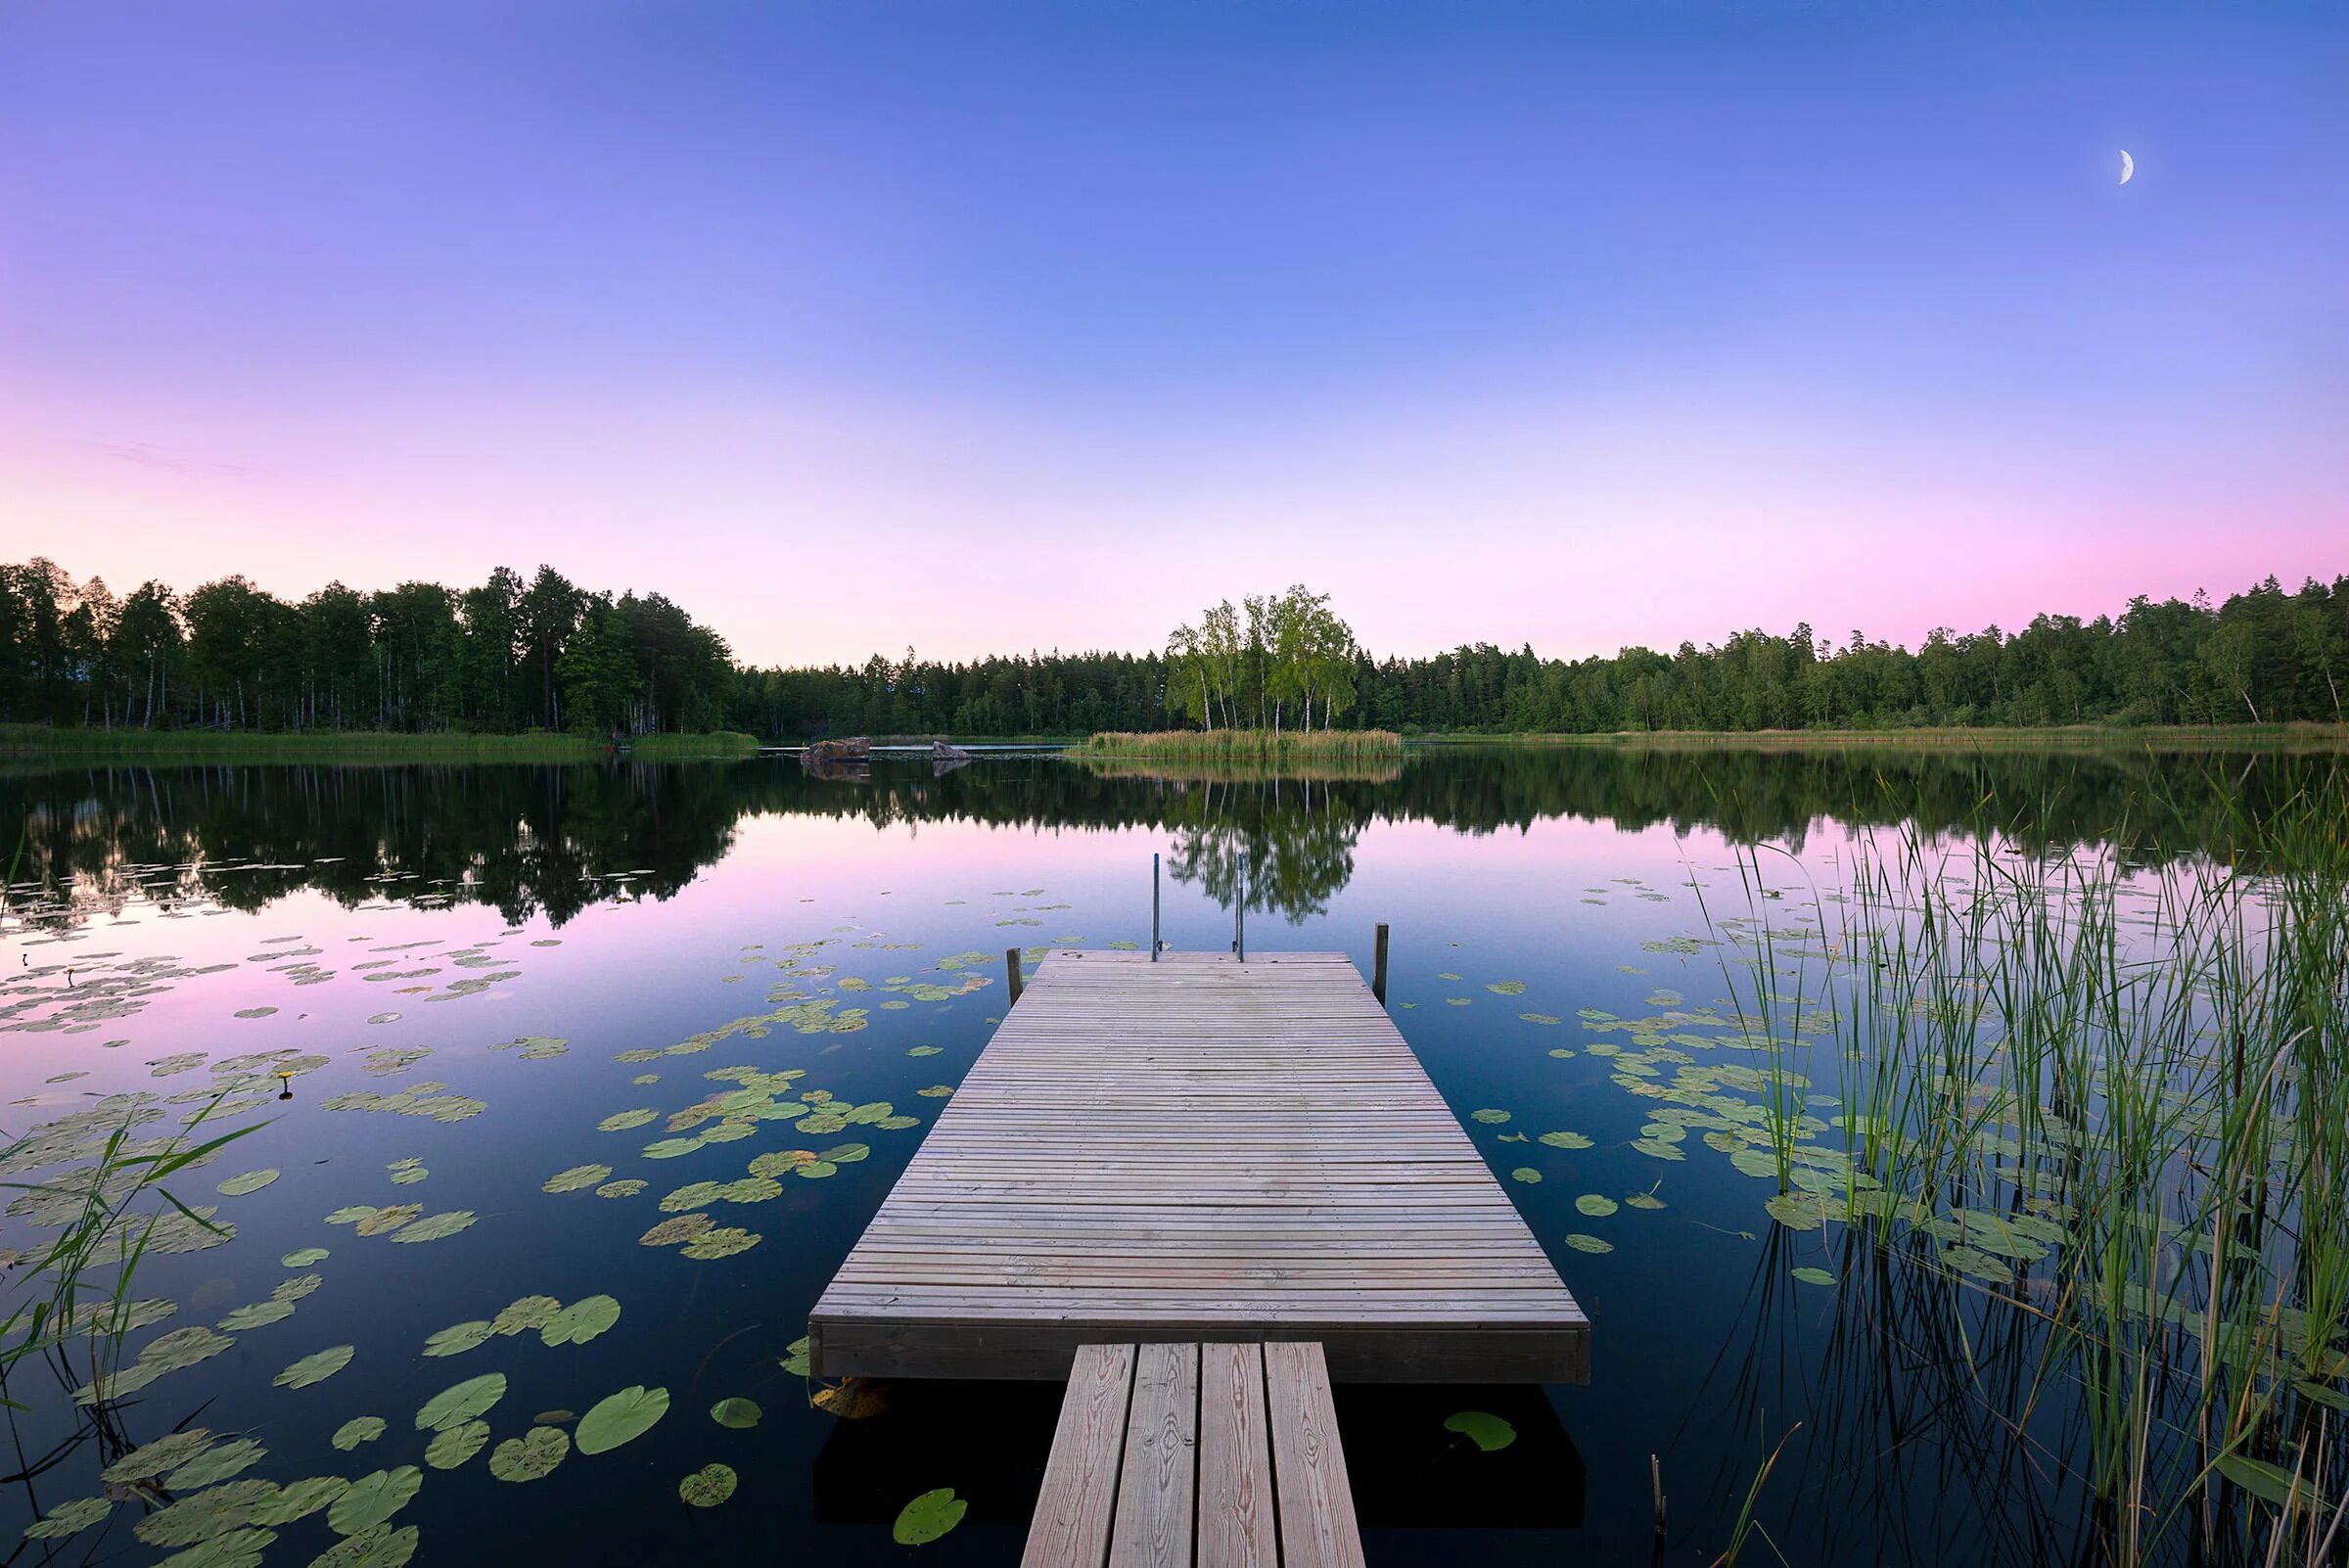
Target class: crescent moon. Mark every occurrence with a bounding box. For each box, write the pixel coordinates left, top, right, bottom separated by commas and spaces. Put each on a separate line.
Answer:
2119, 150, 2135, 185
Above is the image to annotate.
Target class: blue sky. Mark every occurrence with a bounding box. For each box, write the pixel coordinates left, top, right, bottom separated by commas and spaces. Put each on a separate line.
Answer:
2, 1, 2342, 663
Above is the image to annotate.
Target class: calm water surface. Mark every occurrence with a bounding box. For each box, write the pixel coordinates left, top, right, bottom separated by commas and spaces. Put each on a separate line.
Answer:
1, 746, 2331, 1567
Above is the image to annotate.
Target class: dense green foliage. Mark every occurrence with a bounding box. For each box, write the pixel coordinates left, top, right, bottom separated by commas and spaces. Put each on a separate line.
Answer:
6, 558, 2342, 737
0, 559, 734, 736
736, 571, 2348, 735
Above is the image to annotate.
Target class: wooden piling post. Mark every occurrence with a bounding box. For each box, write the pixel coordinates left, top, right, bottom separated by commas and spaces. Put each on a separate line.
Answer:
1006, 947, 1024, 1005
1372, 923, 1390, 1005
1151, 853, 1161, 961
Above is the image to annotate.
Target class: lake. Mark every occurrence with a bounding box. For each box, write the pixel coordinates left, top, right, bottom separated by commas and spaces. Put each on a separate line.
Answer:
4, 742, 2342, 1567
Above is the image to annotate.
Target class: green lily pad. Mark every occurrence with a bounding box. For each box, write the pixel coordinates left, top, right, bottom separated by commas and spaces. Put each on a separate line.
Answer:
332, 1416, 386, 1451
1563, 1232, 1613, 1254
217, 1169, 280, 1196
416, 1372, 506, 1432
598, 1108, 658, 1131
1791, 1266, 1837, 1287
387, 1211, 475, 1244
1509, 1168, 1542, 1183
218, 1300, 297, 1330
542, 1164, 611, 1194
312, 1524, 419, 1568
105, 1429, 216, 1481
681, 1226, 761, 1260
163, 1438, 267, 1489
710, 1397, 762, 1429
423, 1319, 493, 1358
781, 1337, 811, 1377
1443, 1410, 1517, 1452
487, 1426, 570, 1483
576, 1385, 669, 1453
1575, 1194, 1618, 1218
1469, 1109, 1510, 1125
679, 1462, 738, 1506
540, 1295, 622, 1347
1538, 1131, 1592, 1149
23, 1497, 112, 1540
253, 1476, 348, 1526
273, 1344, 354, 1388
491, 1295, 561, 1335
327, 1467, 422, 1535
893, 1487, 969, 1545
424, 1419, 490, 1470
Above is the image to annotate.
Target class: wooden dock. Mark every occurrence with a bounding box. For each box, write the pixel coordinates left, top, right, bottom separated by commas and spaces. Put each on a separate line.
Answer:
809, 948, 1589, 1384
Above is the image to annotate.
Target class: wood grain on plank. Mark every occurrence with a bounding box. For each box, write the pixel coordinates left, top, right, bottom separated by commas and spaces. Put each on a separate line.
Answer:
1107, 1343, 1197, 1568
1266, 1341, 1367, 1568
1021, 1342, 1135, 1568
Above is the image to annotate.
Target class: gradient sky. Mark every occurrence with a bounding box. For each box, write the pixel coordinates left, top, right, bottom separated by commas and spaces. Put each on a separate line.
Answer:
2, 1, 2343, 667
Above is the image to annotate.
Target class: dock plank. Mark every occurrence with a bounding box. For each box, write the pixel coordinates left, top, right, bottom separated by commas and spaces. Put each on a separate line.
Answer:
1021, 1342, 1135, 1568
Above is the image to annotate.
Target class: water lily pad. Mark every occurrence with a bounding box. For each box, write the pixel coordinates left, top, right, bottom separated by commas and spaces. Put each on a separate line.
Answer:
355, 1204, 423, 1237
893, 1487, 968, 1545
217, 1169, 280, 1196
1443, 1410, 1517, 1452
1469, 1108, 1510, 1125
1563, 1233, 1613, 1254
678, 1462, 737, 1506
1791, 1266, 1837, 1287
598, 1108, 658, 1131
710, 1397, 762, 1429
23, 1497, 112, 1540
540, 1294, 621, 1347
487, 1426, 569, 1482
387, 1210, 475, 1244
492, 1295, 561, 1335
416, 1372, 506, 1432
168, 1436, 267, 1493
781, 1337, 811, 1376
254, 1476, 348, 1526
332, 1416, 386, 1451
104, 1428, 215, 1482
541, 1163, 610, 1194
1509, 1167, 1542, 1183
273, 1344, 354, 1389
327, 1467, 422, 1535
681, 1225, 760, 1260
281, 1246, 330, 1268
312, 1523, 419, 1568
576, 1385, 669, 1453
1575, 1194, 1618, 1218
423, 1319, 493, 1357
424, 1419, 490, 1469
595, 1178, 647, 1198
219, 1300, 297, 1330
1538, 1131, 1592, 1149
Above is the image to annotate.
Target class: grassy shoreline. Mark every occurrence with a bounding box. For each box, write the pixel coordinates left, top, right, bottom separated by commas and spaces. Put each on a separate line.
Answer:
1082, 728, 1405, 761
1411, 722, 2349, 750
0, 724, 762, 761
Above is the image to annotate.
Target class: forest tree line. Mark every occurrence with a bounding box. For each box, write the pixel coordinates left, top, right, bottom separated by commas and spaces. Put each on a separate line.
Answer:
3, 558, 2343, 739
0, 560, 735, 735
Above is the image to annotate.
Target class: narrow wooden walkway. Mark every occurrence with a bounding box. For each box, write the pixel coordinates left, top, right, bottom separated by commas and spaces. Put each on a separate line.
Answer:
1023, 1341, 1362, 1568
810, 949, 1589, 1383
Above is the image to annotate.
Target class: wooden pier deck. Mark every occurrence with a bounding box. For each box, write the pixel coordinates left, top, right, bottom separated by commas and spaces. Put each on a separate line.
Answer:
809, 948, 1589, 1384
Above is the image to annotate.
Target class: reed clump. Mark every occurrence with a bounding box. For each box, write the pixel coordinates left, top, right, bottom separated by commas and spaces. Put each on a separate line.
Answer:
1082, 729, 1404, 762
1708, 773, 2349, 1564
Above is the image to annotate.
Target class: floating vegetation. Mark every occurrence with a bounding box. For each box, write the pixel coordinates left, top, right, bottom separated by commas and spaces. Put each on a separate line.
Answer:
487, 1427, 569, 1483
892, 1487, 969, 1545
416, 1372, 506, 1431
576, 1384, 669, 1453
328, 1467, 422, 1535
424, 1419, 490, 1469
386, 1210, 476, 1243
540, 1294, 621, 1346
1563, 1233, 1613, 1254
424, 1319, 493, 1357
273, 1344, 354, 1387
216, 1168, 280, 1195
710, 1396, 762, 1428
542, 1163, 611, 1193
333, 1417, 387, 1451
1443, 1410, 1517, 1452
678, 1462, 738, 1506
